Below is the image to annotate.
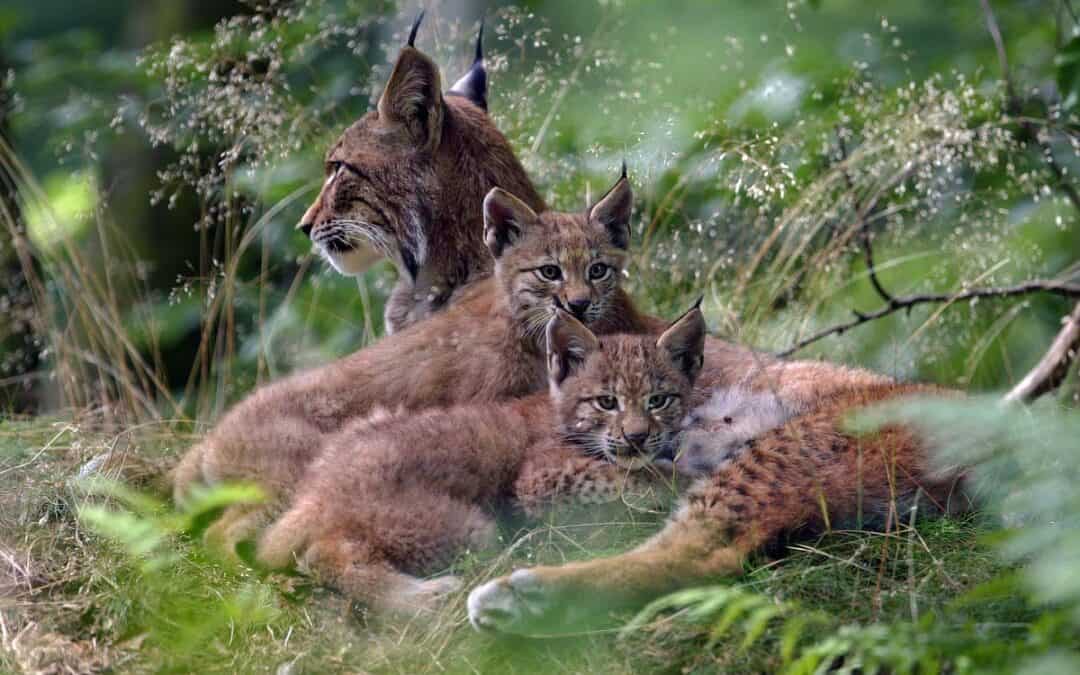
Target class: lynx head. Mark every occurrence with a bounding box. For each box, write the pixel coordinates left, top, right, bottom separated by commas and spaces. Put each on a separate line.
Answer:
545, 301, 707, 470
300, 15, 539, 289
482, 171, 633, 346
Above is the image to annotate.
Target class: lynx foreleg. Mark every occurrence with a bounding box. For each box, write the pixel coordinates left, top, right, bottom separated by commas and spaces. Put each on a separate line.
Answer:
468, 511, 747, 635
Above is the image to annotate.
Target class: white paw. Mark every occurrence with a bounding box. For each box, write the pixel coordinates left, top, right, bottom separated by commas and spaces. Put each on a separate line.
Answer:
467, 569, 552, 634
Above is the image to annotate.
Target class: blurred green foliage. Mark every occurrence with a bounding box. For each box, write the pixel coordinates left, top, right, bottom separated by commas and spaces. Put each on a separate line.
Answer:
1, 0, 1077, 417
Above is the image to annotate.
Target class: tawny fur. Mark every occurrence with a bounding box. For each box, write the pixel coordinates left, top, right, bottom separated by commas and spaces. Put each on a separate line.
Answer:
173, 175, 812, 519
172, 186, 655, 510
250, 308, 707, 615
669, 360, 895, 477
467, 382, 972, 634
300, 42, 543, 333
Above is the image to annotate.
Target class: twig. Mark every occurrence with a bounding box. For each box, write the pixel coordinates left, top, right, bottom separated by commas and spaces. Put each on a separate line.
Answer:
1039, 139, 1080, 214
977, 0, 1080, 404
779, 278, 1080, 357
1003, 301, 1080, 403
1064, 0, 1080, 27
528, 15, 609, 154
0, 424, 75, 477
979, 0, 1017, 107
836, 130, 898, 307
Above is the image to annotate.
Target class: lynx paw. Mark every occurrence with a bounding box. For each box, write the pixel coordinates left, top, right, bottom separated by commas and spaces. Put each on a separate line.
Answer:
467, 570, 558, 634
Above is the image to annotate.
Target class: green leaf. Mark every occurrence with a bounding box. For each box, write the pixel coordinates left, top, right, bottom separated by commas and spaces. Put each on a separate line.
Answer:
711, 592, 766, 640
79, 505, 166, 558
739, 604, 782, 650
179, 482, 266, 536
1056, 37, 1080, 110
623, 585, 728, 633
80, 477, 167, 518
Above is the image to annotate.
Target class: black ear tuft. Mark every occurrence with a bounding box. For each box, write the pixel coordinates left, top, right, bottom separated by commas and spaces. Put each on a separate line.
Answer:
407, 10, 425, 47
448, 19, 488, 110
475, 17, 484, 62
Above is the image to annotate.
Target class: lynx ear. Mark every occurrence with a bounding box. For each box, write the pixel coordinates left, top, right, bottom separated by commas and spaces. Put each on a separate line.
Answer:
588, 164, 632, 249
448, 20, 488, 110
378, 44, 443, 149
656, 298, 706, 382
483, 188, 540, 259
546, 307, 601, 387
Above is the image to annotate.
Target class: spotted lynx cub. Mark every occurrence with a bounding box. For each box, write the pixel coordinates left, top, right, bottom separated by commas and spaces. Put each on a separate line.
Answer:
252, 305, 706, 615
469, 381, 972, 635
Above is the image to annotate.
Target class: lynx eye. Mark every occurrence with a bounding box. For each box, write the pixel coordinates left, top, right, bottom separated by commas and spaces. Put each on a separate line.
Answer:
537, 265, 563, 281
594, 395, 618, 411
587, 262, 611, 281
325, 160, 343, 175
647, 394, 675, 411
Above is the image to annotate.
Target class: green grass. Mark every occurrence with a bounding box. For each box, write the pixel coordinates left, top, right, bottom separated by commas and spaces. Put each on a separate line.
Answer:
0, 416, 1018, 674
2, 3, 1078, 672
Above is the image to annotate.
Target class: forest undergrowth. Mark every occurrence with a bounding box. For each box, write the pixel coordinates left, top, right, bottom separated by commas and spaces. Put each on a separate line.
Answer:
3, 2, 1080, 673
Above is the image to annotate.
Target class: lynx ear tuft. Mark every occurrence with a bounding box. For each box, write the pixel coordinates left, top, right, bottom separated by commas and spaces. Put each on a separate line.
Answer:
656, 301, 706, 381
483, 187, 539, 259
588, 168, 633, 249
378, 41, 443, 149
546, 308, 601, 387
448, 20, 488, 110
407, 10, 425, 47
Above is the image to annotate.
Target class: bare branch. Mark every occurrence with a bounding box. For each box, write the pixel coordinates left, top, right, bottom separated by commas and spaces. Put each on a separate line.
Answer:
836, 129, 899, 306
779, 278, 1080, 357
975, 0, 1080, 404
979, 0, 1017, 106
1003, 302, 1080, 403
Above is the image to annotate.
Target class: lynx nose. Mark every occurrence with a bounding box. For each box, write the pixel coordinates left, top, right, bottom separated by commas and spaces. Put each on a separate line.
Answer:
567, 298, 591, 320
623, 431, 649, 451
298, 222, 314, 238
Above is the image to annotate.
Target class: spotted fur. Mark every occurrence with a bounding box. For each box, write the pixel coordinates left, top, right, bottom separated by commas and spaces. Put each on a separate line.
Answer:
467, 382, 974, 635
248, 307, 704, 616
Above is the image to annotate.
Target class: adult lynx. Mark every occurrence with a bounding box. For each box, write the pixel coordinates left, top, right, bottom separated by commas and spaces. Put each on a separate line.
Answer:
299, 15, 542, 332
